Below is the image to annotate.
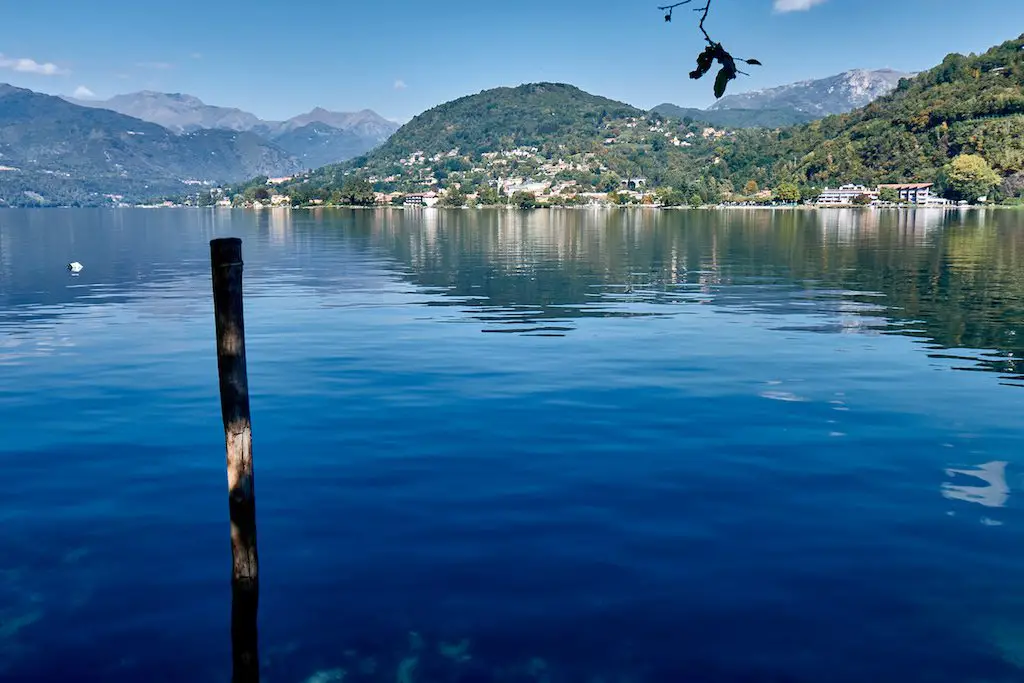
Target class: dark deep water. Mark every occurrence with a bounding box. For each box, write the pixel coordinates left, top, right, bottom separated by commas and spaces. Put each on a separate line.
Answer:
2, 207, 1024, 683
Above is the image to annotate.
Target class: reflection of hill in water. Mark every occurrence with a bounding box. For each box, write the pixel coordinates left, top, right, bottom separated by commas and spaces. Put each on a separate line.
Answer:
349, 208, 1024, 382
1, 207, 1022, 382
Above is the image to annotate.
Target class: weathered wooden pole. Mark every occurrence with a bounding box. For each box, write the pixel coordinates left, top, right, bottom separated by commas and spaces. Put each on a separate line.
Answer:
210, 237, 260, 683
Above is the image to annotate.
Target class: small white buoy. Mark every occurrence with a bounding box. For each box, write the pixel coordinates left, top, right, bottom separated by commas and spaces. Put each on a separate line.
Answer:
67, 261, 83, 273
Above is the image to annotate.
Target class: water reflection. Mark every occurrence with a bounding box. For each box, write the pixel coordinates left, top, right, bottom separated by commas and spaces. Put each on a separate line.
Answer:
943, 461, 1010, 509
1, 208, 1023, 381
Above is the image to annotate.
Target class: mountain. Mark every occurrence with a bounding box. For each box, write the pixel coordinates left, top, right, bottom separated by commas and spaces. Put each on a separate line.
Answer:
289, 82, 729, 198
355, 83, 642, 162
0, 84, 300, 206
650, 69, 909, 129
272, 107, 398, 140
71, 92, 399, 166
70, 91, 263, 133
714, 36, 1024, 195
270, 122, 394, 170
710, 69, 910, 117
649, 103, 816, 128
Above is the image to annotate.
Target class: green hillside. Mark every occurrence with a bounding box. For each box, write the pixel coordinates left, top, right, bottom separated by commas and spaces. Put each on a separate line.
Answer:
650, 103, 816, 128
716, 34, 1024, 198
299, 83, 733, 198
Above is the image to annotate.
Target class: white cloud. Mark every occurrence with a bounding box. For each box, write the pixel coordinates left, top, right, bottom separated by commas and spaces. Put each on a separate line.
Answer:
72, 85, 96, 99
393, 79, 407, 90
190, 52, 203, 60
0, 53, 68, 76
136, 61, 173, 70
773, 0, 827, 11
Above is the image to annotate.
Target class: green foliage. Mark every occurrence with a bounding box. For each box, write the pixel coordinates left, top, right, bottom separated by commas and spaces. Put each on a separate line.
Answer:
476, 186, 506, 206
650, 103, 816, 128
440, 186, 468, 208
656, 187, 686, 206
879, 186, 900, 203
334, 178, 376, 206
511, 191, 538, 209
944, 153, 1002, 202
711, 35, 1024, 194
775, 182, 800, 203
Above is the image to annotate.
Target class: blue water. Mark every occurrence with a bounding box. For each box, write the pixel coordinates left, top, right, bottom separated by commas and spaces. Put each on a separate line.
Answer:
2, 207, 1024, 683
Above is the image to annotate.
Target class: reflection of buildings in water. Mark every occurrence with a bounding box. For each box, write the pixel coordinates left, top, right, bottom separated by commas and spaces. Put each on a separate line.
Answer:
819, 208, 878, 243
698, 230, 721, 294
942, 461, 1009, 509
266, 207, 293, 245
0, 223, 11, 286
892, 208, 944, 236
819, 207, 951, 246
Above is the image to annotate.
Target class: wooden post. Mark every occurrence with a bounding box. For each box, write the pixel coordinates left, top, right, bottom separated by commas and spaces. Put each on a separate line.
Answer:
210, 237, 260, 683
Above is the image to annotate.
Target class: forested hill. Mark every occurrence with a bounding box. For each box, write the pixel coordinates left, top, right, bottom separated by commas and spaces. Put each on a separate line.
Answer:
363, 83, 640, 161
721, 34, 1024, 195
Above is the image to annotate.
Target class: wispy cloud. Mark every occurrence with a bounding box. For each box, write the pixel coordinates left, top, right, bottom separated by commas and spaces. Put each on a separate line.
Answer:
72, 85, 96, 99
136, 61, 173, 70
190, 52, 203, 60
0, 53, 68, 76
393, 79, 408, 90
773, 0, 827, 11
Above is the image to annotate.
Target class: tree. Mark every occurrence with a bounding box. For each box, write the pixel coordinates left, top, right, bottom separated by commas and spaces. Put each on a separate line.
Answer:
775, 181, 800, 203
944, 154, 1002, 203
879, 187, 900, 203
656, 187, 686, 206
1002, 171, 1024, 199
337, 178, 377, 206
852, 193, 874, 205
477, 186, 505, 205
743, 180, 759, 195
441, 186, 468, 207
689, 192, 703, 207
511, 191, 538, 209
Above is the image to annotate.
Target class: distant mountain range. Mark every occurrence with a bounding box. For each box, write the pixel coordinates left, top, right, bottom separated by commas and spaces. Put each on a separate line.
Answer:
0, 84, 301, 205
68, 91, 400, 170
0, 85, 399, 205
652, 69, 910, 128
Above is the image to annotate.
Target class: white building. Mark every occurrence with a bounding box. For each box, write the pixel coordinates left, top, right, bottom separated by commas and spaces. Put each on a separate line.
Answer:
878, 183, 942, 205
817, 184, 877, 205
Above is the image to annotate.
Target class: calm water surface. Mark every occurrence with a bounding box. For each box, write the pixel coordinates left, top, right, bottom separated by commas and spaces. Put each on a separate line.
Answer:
2, 207, 1024, 683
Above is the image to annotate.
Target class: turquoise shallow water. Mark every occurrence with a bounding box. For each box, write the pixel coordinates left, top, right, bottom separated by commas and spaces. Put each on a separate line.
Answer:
2, 207, 1024, 682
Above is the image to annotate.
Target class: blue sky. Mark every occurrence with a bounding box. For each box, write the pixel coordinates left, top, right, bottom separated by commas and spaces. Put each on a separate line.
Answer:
1, 0, 1022, 122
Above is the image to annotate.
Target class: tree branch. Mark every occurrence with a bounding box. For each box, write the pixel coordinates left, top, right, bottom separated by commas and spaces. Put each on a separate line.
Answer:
658, 0, 762, 98
659, 0, 713, 43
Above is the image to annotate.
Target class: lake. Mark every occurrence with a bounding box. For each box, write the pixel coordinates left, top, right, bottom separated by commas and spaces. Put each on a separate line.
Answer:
2, 207, 1024, 683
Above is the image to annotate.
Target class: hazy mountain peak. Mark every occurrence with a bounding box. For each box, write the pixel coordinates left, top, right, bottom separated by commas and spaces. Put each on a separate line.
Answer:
708, 68, 911, 116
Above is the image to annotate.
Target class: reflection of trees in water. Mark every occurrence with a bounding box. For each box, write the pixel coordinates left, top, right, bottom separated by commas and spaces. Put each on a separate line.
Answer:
346, 208, 1024, 379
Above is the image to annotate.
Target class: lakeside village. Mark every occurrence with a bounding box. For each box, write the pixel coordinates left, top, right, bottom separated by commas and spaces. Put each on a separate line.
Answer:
171, 117, 983, 210
177, 177, 968, 210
